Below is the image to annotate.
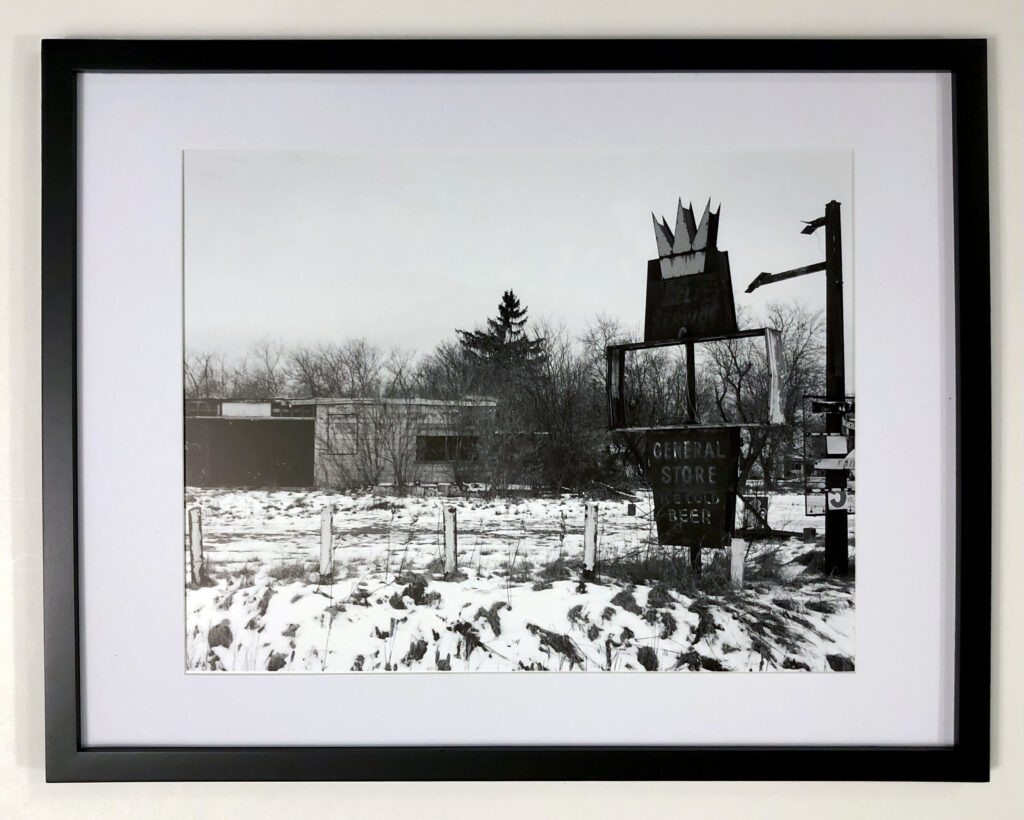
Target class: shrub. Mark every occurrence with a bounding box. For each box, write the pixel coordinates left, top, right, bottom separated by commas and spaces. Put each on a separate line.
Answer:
207, 620, 232, 649
566, 603, 587, 627
526, 623, 584, 669
403, 639, 428, 665
424, 556, 467, 581
499, 557, 534, 583
474, 601, 508, 636
609, 589, 641, 616
539, 556, 577, 580
267, 561, 311, 583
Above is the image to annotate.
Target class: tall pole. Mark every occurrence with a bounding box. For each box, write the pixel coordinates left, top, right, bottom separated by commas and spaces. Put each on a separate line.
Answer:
823, 201, 849, 575
742, 200, 850, 575
685, 341, 701, 575
685, 341, 698, 424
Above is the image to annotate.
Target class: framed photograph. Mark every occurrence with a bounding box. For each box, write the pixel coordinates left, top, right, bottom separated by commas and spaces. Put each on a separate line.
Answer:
42, 38, 991, 781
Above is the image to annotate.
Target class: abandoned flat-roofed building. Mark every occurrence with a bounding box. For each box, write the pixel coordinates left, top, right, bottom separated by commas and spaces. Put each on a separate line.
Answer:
184, 396, 496, 489
298, 397, 496, 489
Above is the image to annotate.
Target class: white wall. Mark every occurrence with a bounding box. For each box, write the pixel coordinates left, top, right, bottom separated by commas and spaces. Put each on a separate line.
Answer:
2, 2, 1021, 818
221, 401, 272, 417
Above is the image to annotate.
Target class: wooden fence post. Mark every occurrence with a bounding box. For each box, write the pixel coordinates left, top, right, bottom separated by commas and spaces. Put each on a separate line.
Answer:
583, 502, 598, 580
730, 538, 745, 589
320, 505, 334, 578
443, 506, 458, 576
187, 507, 203, 585
185, 511, 194, 586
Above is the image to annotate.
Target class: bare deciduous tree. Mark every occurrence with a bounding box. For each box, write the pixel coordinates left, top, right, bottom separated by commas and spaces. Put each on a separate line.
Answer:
184, 350, 232, 399
701, 302, 825, 490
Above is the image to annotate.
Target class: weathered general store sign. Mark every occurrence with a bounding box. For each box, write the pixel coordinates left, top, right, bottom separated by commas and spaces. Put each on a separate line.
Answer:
647, 427, 740, 549
604, 197, 789, 567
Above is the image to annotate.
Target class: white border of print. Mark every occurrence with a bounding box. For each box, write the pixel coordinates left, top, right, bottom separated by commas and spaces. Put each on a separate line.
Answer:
76, 71, 955, 747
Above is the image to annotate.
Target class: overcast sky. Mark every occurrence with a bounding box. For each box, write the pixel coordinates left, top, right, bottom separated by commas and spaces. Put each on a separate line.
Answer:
184, 148, 853, 371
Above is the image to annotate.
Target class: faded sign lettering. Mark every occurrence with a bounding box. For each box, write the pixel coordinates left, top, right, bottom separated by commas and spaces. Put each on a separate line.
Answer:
644, 200, 737, 341
646, 428, 740, 548
644, 259, 738, 340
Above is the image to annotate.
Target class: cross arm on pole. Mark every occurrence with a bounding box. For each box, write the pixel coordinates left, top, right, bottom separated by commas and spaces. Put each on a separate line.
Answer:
744, 260, 826, 293
801, 216, 827, 235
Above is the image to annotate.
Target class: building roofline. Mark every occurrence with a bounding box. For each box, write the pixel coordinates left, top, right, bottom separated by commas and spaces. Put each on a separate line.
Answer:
288, 397, 497, 407
187, 396, 497, 407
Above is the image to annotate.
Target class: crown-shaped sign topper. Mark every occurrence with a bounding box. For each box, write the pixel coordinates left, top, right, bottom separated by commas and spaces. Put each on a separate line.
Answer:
644, 197, 736, 341
652, 199, 721, 258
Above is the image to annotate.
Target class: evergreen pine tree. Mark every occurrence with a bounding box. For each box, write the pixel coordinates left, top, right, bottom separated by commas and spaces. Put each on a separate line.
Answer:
457, 290, 544, 365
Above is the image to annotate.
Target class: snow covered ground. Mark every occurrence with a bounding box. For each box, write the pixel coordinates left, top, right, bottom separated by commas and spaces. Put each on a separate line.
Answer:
185, 488, 855, 673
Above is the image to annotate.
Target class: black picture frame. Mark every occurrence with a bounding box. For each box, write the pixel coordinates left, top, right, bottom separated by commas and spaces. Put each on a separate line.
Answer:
41, 38, 991, 783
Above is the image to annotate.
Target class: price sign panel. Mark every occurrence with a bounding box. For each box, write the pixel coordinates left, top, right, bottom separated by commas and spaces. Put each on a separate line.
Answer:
806, 489, 856, 515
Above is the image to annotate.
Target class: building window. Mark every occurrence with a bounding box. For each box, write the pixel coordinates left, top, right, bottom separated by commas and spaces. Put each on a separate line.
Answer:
271, 401, 315, 417
416, 435, 477, 463
185, 399, 219, 416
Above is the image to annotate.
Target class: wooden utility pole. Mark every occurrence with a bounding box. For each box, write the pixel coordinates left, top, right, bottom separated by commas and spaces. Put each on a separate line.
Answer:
822, 201, 849, 575
745, 200, 849, 575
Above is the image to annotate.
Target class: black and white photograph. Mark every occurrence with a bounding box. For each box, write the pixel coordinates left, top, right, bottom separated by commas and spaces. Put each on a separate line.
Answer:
32, 28, 1003, 796
183, 148, 856, 673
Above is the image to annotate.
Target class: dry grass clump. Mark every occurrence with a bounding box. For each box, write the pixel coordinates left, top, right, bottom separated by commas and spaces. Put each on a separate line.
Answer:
267, 560, 313, 582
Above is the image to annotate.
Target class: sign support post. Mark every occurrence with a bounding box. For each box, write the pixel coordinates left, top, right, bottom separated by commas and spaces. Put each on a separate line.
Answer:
685, 340, 701, 574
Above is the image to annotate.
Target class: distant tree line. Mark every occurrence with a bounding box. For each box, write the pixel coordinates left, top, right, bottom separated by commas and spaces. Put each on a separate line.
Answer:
185, 292, 824, 494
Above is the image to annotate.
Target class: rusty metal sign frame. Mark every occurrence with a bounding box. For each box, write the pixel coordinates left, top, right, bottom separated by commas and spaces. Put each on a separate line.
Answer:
606, 326, 785, 432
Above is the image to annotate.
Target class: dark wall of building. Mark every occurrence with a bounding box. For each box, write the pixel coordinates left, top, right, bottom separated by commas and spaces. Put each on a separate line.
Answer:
185, 418, 314, 487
